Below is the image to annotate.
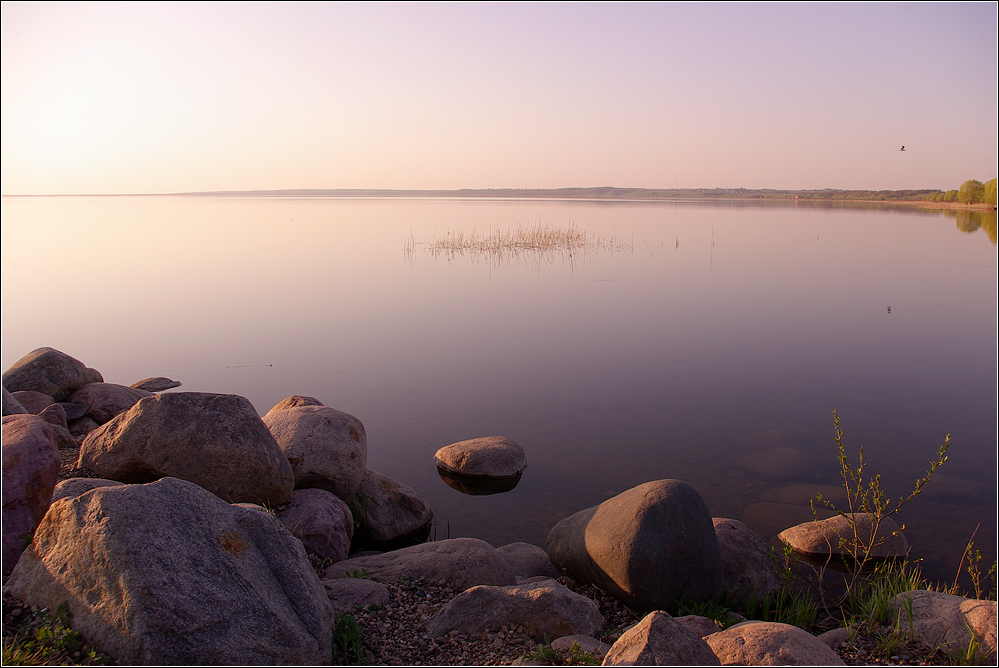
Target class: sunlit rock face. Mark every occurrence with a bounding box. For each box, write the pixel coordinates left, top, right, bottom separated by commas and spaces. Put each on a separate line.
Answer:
434, 436, 527, 478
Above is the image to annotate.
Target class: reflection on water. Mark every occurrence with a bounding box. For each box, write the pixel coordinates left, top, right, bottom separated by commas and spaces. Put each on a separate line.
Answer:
437, 467, 524, 495
1, 196, 995, 586
945, 209, 998, 243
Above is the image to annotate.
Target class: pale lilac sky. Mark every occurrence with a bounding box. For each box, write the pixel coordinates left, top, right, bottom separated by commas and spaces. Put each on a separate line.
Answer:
2, 2, 996, 194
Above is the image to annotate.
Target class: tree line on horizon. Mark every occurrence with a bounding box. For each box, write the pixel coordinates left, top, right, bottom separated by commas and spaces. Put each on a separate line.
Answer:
921, 178, 998, 206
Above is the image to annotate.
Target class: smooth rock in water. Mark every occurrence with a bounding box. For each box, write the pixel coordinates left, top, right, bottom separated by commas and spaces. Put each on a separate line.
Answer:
5, 478, 333, 665
704, 621, 845, 665
69, 383, 153, 425
424, 579, 602, 642
778, 513, 907, 559
2, 415, 62, 572
547, 479, 721, 614
324, 537, 516, 591
434, 436, 527, 478
675, 615, 723, 638
713, 517, 784, 603
51, 478, 124, 504
277, 488, 353, 562
130, 377, 182, 392
348, 468, 432, 543
602, 611, 720, 666
68, 416, 100, 440
79, 392, 294, 506
760, 483, 849, 507
2, 348, 96, 402
264, 395, 324, 418
889, 590, 997, 661
322, 578, 392, 613
10, 390, 54, 415
498, 542, 561, 581
262, 405, 366, 500
2, 387, 28, 416
551, 635, 612, 662
737, 447, 814, 479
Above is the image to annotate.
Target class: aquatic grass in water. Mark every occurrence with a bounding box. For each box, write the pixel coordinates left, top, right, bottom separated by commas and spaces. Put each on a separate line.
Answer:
404, 219, 633, 269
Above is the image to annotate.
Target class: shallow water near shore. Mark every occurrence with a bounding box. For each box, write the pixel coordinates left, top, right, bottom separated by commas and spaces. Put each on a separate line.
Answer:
2, 196, 995, 587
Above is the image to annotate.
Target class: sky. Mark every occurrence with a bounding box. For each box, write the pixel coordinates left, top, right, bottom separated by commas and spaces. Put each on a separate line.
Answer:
1, 2, 997, 195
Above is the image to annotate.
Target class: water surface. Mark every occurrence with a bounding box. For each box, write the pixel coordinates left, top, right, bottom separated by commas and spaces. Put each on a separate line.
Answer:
2, 196, 995, 585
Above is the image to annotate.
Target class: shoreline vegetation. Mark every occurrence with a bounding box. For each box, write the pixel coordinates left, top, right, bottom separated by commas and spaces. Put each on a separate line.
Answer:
4, 181, 997, 209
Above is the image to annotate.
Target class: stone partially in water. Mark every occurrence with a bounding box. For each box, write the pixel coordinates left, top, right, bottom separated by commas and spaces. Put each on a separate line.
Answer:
130, 377, 182, 392
434, 436, 527, 478
778, 513, 908, 559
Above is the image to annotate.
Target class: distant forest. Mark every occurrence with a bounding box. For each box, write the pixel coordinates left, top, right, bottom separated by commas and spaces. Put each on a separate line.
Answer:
186, 180, 997, 205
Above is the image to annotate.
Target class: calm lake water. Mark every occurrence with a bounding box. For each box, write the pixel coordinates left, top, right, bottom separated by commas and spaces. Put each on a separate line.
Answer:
2, 196, 996, 585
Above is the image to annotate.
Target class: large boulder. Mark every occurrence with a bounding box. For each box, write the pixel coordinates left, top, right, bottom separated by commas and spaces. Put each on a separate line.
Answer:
69, 383, 153, 424
277, 488, 354, 562
434, 436, 527, 478
704, 621, 845, 665
10, 390, 54, 415
778, 513, 907, 559
889, 590, 997, 661
2, 387, 28, 416
2, 347, 98, 402
2, 414, 62, 572
262, 405, 366, 500
324, 537, 516, 591
51, 478, 125, 504
547, 479, 721, 614
423, 579, 602, 642
5, 477, 334, 665
602, 611, 720, 665
348, 468, 432, 543
497, 542, 561, 581
264, 395, 324, 417
78, 392, 294, 506
713, 518, 784, 603
130, 377, 181, 392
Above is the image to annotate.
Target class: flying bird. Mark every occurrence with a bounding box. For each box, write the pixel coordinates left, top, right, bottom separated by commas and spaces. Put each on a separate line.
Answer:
899, 146, 905, 151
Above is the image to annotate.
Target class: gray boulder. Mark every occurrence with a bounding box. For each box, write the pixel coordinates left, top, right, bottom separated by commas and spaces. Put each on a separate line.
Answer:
2, 347, 96, 402
10, 390, 54, 415
424, 579, 602, 642
547, 479, 721, 614
68, 416, 100, 440
2, 387, 28, 415
262, 405, 367, 500
6, 477, 333, 665
277, 488, 354, 562
348, 468, 432, 543
602, 611, 720, 665
434, 436, 527, 477
778, 513, 907, 559
78, 392, 294, 506
889, 590, 996, 661
2, 414, 62, 572
704, 621, 845, 665
498, 542, 561, 581
264, 395, 324, 417
713, 517, 784, 602
324, 537, 516, 590
51, 478, 125, 504
130, 377, 182, 392
322, 577, 392, 613
69, 383, 153, 424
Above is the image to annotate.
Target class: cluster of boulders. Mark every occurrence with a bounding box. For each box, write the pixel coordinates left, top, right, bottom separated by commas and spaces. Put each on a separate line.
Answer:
3, 346, 996, 665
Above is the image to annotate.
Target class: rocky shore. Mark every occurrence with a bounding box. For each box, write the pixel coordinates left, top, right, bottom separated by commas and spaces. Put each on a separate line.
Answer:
3, 347, 996, 666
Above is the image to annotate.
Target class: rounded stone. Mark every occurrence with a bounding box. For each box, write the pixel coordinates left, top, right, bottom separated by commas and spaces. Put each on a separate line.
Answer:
434, 436, 527, 478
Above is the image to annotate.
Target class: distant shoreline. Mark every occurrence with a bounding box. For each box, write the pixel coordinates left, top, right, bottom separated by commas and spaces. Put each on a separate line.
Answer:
2, 187, 995, 210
